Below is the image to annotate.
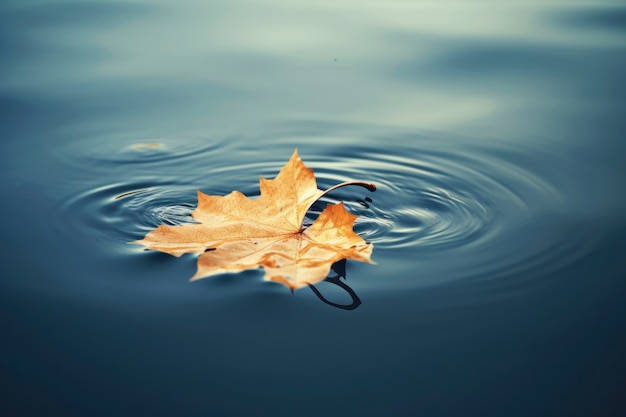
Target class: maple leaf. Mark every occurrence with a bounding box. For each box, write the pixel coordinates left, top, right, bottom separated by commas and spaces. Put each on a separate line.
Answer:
133, 150, 375, 290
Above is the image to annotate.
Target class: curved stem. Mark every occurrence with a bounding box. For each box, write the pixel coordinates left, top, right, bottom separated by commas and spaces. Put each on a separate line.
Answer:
310, 181, 376, 210
320, 181, 376, 199
301, 181, 376, 229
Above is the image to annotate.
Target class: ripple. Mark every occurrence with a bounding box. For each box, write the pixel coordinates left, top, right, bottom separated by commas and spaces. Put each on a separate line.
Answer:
56, 181, 197, 254
55, 133, 229, 169
52, 127, 598, 296
305, 147, 519, 254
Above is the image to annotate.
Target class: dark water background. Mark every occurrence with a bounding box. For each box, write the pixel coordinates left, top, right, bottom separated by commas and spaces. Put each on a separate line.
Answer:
1, 1, 626, 416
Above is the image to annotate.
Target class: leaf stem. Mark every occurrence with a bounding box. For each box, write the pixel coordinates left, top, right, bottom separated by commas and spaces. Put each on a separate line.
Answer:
318, 181, 376, 200
307, 181, 376, 214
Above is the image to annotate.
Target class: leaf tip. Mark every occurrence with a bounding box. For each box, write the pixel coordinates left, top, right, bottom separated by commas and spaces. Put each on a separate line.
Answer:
290, 148, 303, 165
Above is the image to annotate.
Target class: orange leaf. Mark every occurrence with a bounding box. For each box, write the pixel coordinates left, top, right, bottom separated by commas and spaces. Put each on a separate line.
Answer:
133, 150, 374, 290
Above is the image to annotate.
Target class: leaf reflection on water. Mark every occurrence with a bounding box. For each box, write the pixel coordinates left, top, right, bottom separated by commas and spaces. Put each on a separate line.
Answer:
308, 260, 362, 311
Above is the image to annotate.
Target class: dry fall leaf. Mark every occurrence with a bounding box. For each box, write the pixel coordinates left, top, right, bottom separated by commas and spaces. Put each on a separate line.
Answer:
134, 150, 375, 290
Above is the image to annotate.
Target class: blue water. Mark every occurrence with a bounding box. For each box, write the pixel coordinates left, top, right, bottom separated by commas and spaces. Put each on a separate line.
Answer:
1, 1, 626, 416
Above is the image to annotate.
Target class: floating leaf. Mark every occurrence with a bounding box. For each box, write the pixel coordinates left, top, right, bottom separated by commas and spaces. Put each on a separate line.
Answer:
134, 150, 375, 290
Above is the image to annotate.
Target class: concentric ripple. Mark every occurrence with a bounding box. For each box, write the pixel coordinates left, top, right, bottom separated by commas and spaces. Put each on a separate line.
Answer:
54, 132, 230, 168
52, 128, 597, 294
305, 146, 543, 255
57, 181, 198, 254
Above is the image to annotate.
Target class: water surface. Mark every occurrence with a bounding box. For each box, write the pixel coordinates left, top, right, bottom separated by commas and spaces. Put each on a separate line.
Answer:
1, 1, 625, 416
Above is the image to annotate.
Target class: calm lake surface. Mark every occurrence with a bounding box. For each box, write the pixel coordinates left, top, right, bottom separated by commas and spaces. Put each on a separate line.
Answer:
1, 0, 625, 415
